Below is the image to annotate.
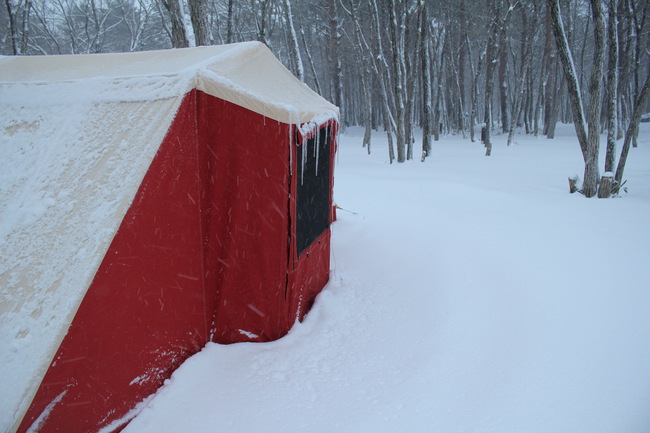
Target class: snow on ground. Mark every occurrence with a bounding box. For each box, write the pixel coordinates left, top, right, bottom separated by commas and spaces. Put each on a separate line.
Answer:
125, 124, 650, 433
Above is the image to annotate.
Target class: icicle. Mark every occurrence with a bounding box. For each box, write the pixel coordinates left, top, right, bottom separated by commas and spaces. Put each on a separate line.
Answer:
314, 126, 320, 174
288, 123, 294, 176
300, 129, 307, 186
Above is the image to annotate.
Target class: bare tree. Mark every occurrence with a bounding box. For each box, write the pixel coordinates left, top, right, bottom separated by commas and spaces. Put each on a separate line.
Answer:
547, 0, 605, 197
467, 31, 487, 143
432, 29, 446, 142
387, 0, 408, 162
419, 0, 432, 161
604, 0, 619, 176
628, 0, 648, 148
499, 19, 510, 134
341, 0, 373, 152
457, 0, 469, 136
369, 0, 397, 163
507, 0, 539, 146
614, 66, 650, 187
483, 0, 509, 156
542, 3, 561, 138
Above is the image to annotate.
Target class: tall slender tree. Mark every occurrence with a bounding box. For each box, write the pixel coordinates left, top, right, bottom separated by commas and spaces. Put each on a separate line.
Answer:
604, 0, 619, 176
547, 0, 605, 197
281, 0, 303, 81
419, 0, 432, 161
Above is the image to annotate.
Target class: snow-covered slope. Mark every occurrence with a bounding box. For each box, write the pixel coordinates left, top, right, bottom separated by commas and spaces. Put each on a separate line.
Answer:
125, 124, 650, 433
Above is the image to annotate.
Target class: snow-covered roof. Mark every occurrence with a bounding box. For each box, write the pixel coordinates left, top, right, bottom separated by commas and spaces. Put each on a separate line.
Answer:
0, 41, 337, 124
0, 41, 337, 432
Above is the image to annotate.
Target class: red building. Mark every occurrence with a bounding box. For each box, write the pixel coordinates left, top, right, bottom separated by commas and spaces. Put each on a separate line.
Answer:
0, 42, 338, 433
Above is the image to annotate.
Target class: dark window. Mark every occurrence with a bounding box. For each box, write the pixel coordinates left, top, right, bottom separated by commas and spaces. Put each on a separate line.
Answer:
296, 126, 331, 257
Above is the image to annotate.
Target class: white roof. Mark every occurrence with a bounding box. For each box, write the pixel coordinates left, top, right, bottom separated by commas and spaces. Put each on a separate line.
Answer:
0, 41, 337, 432
0, 41, 337, 124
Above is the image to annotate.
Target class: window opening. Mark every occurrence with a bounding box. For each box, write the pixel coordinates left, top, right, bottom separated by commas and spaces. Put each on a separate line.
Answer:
296, 126, 331, 257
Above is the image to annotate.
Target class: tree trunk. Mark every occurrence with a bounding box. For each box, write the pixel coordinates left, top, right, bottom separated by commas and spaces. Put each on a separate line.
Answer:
362, 73, 372, 154
525, 58, 534, 133
299, 17, 322, 94
614, 71, 650, 186
578, 12, 591, 96
629, 0, 643, 148
548, 0, 604, 197
162, 0, 189, 48
19, 0, 32, 54
499, 29, 509, 134
547, 0, 588, 155
545, 56, 560, 138
467, 33, 485, 143
358, 51, 373, 154
615, 0, 631, 140
534, 9, 549, 139
369, 0, 397, 163
226, 0, 234, 43
387, 0, 407, 162
420, 0, 432, 161
604, 0, 619, 174
343, 0, 372, 152
467, 36, 475, 142
188, 0, 210, 46
255, 0, 270, 46
281, 0, 304, 81
458, 0, 468, 135
584, 0, 605, 198
451, 51, 466, 138
328, 0, 343, 124
543, 3, 555, 136
5, 0, 19, 54
508, 1, 537, 146
484, 0, 504, 157
433, 34, 446, 142
404, 9, 419, 160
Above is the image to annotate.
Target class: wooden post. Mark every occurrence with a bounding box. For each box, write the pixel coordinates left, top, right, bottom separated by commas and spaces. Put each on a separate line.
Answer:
568, 176, 579, 194
598, 173, 614, 198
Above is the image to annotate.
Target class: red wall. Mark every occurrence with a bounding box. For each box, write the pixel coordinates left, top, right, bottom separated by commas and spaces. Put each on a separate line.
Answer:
196, 92, 293, 343
18, 91, 336, 433
18, 92, 210, 433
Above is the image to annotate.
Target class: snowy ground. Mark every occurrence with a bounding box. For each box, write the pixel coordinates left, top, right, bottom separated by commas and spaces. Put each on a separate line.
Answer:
124, 124, 650, 433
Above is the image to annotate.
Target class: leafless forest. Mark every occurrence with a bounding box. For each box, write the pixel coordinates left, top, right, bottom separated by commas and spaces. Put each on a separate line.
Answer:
2, 0, 649, 195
